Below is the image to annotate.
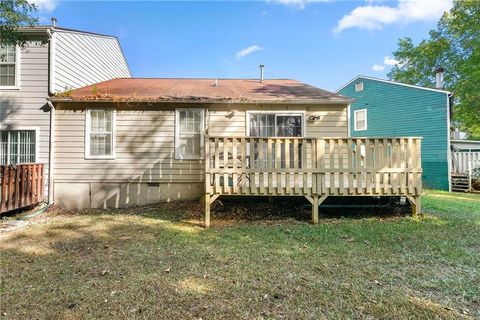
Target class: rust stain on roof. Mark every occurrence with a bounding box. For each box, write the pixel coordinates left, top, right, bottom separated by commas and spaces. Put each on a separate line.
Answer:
52, 78, 352, 104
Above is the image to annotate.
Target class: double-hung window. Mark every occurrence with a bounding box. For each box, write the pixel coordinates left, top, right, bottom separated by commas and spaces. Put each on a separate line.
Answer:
0, 43, 18, 88
354, 109, 367, 131
85, 109, 115, 159
249, 112, 304, 168
0, 130, 37, 165
175, 109, 205, 160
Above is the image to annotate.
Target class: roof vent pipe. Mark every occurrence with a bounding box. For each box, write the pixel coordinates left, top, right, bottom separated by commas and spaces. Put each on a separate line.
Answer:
435, 67, 444, 89
51, 17, 57, 27
259, 64, 264, 83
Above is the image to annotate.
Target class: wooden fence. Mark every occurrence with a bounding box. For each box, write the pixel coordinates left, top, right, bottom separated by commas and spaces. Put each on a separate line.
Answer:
203, 136, 422, 227
0, 163, 45, 213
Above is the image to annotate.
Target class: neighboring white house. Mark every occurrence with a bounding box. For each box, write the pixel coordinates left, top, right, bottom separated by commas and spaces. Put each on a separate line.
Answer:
0, 21, 131, 201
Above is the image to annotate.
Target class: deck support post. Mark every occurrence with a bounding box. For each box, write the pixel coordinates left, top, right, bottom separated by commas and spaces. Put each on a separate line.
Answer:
412, 195, 421, 216
406, 195, 422, 216
312, 195, 319, 224
204, 194, 211, 228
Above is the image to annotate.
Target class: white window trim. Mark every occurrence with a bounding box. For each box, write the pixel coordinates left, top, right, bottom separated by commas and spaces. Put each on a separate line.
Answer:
355, 81, 364, 92
246, 111, 306, 137
1, 128, 39, 165
85, 109, 116, 160
175, 108, 205, 160
354, 109, 368, 131
0, 44, 21, 90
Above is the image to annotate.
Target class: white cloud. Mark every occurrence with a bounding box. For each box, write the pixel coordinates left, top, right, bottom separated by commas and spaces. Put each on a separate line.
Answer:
31, 0, 58, 12
372, 64, 386, 72
269, 0, 329, 10
235, 45, 264, 60
384, 56, 399, 66
334, 0, 453, 33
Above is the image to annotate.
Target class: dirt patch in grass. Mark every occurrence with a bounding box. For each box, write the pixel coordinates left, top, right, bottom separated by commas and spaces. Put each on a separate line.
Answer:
0, 190, 478, 319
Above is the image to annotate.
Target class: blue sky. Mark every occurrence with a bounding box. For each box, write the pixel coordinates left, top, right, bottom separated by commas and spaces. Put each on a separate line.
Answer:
33, 0, 452, 91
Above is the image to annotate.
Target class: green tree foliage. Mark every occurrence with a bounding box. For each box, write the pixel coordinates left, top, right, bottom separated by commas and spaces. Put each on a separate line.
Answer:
388, 0, 480, 139
0, 0, 38, 46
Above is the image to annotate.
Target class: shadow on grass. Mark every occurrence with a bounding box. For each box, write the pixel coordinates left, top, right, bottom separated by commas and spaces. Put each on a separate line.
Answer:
1, 192, 479, 319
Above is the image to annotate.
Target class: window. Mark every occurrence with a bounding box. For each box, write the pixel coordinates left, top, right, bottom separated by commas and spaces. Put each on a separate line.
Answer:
0, 43, 18, 87
175, 109, 205, 159
249, 113, 303, 137
355, 82, 364, 92
248, 112, 304, 168
85, 109, 115, 159
0, 130, 37, 165
354, 109, 367, 131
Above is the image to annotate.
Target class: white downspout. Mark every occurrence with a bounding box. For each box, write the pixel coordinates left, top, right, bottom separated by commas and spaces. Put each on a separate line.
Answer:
46, 28, 56, 95
47, 101, 55, 204
447, 93, 452, 192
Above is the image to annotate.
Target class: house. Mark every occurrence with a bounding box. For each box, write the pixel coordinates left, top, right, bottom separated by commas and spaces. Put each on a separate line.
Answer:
47, 76, 423, 226
337, 75, 452, 191
450, 140, 480, 178
0, 21, 131, 209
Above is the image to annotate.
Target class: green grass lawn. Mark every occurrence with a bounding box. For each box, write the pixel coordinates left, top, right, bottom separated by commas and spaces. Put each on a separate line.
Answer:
1, 190, 479, 319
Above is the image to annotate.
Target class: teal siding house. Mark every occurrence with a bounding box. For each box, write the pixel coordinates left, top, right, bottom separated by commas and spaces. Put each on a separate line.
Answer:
338, 76, 452, 191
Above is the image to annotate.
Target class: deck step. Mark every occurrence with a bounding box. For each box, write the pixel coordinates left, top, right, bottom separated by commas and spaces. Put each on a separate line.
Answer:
451, 174, 470, 192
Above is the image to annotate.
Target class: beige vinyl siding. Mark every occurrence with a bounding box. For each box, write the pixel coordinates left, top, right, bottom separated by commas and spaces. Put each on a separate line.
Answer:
208, 104, 347, 137
52, 31, 130, 93
54, 107, 204, 183
0, 41, 50, 193
54, 103, 348, 180
53, 103, 347, 208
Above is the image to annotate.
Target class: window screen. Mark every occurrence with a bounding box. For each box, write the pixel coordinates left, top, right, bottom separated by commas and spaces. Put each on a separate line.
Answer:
0, 44, 17, 87
0, 130, 36, 165
354, 109, 367, 131
175, 109, 204, 159
87, 109, 114, 157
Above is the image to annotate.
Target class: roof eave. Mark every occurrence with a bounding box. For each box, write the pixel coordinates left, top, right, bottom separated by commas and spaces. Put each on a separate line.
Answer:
47, 98, 353, 105
336, 75, 452, 94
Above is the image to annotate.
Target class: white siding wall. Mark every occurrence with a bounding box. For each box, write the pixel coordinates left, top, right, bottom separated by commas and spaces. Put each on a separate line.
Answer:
0, 40, 50, 192
52, 30, 131, 93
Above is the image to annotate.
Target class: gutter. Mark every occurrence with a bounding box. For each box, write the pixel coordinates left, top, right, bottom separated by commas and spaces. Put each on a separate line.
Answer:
46, 98, 355, 105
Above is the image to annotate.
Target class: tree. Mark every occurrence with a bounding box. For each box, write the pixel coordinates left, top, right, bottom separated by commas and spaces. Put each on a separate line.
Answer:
388, 0, 480, 139
0, 0, 38, 46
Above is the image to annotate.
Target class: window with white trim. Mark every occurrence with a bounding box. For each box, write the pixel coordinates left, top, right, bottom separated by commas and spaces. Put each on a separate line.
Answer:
355, 82, 364, 92
175, 109, 205, 159
249, 113, 303, 137
354, 109, 367, 131
249, 113, 304, 168
0, 130, 36, 165
0, 43, 18, 87
86, 109, 115, 159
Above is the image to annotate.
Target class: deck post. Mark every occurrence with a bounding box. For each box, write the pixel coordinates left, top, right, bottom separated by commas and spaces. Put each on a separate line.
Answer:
412, 195, 422, 216
312, 195, 319, 224
204, 193, 211, 228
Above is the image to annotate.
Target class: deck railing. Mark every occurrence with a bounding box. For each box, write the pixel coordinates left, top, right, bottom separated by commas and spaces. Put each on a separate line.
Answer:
452, 151, 480, 174
0, 163, 45, 213
205, 136, 422, 197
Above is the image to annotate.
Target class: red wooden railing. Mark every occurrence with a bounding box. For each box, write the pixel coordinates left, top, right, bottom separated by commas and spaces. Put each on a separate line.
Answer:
0, 163, 45, 213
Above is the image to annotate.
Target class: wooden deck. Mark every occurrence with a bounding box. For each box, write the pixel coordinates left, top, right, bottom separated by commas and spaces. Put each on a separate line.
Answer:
0, 164, 45, 214
204, 137, 422, 227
